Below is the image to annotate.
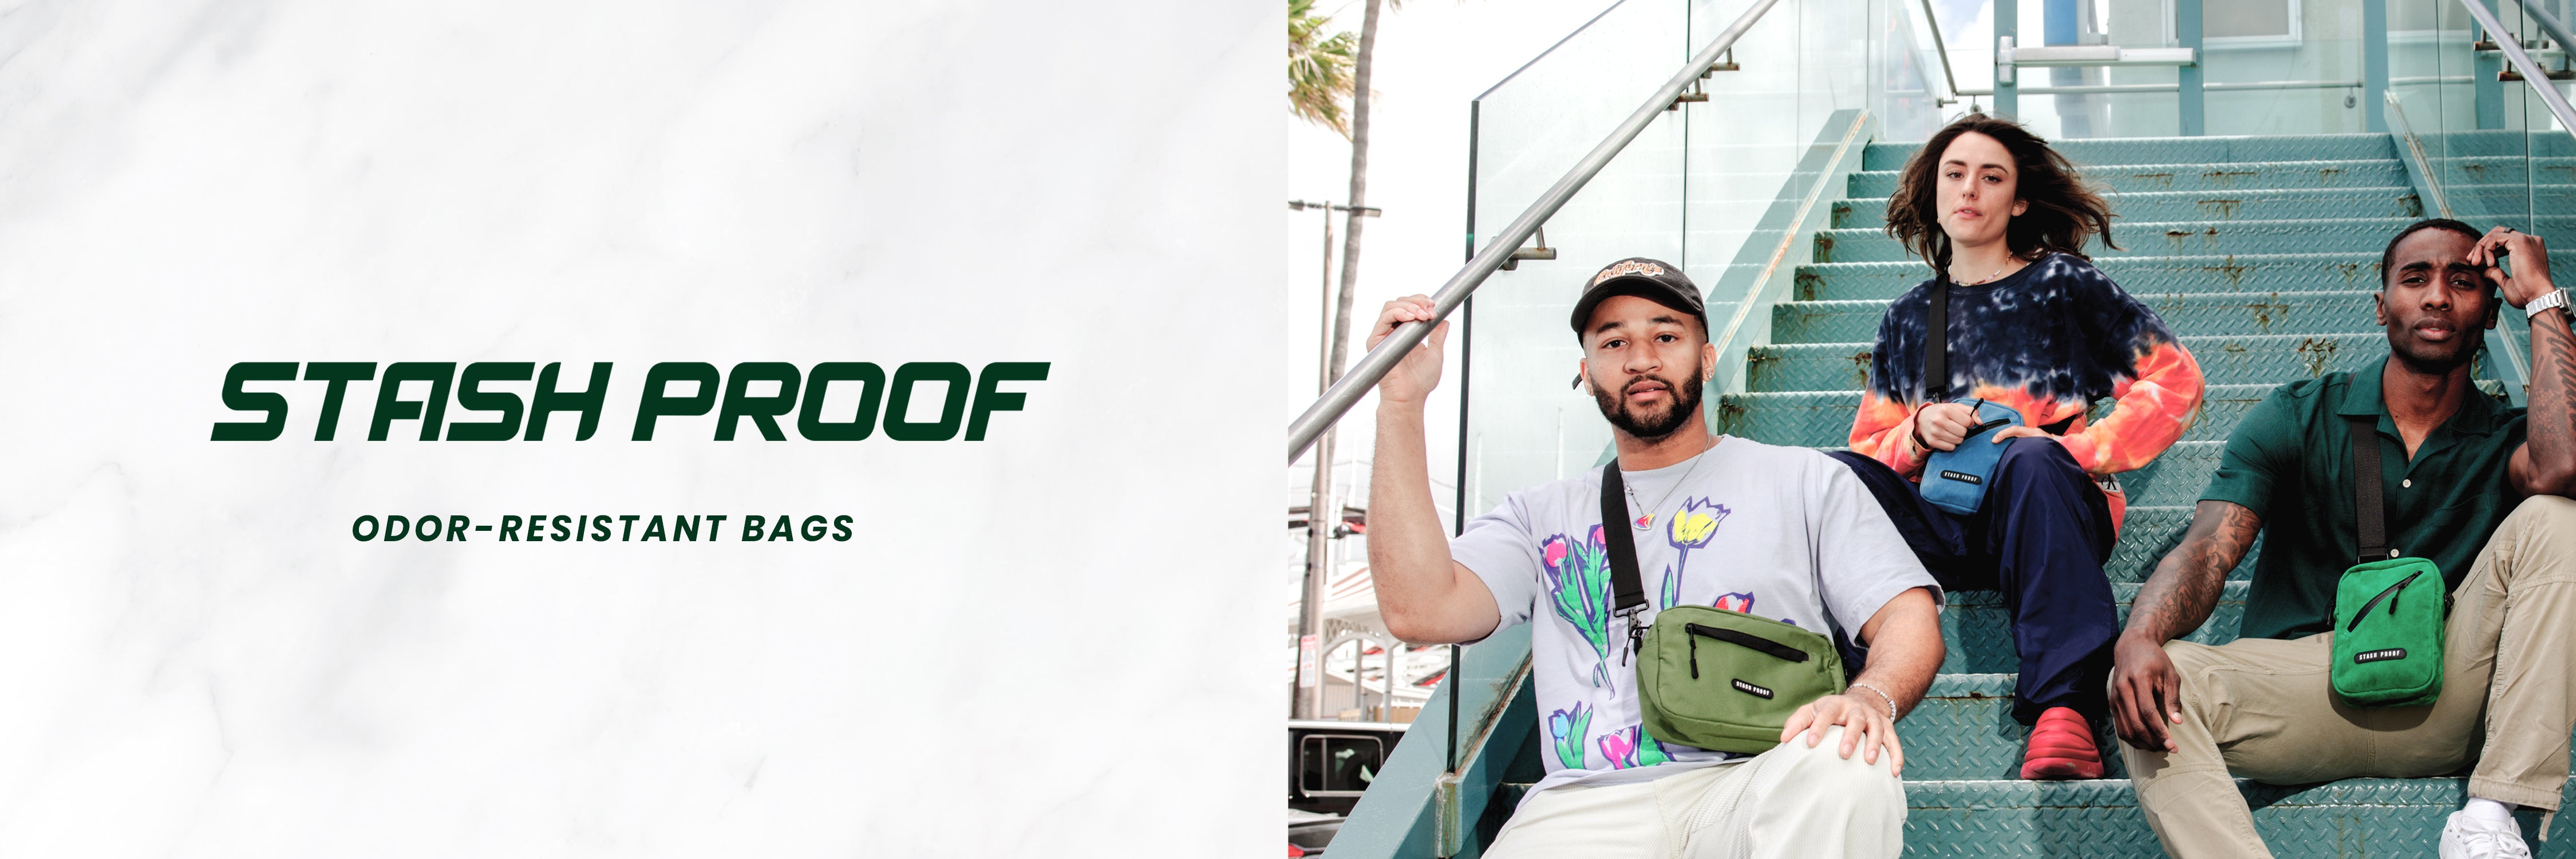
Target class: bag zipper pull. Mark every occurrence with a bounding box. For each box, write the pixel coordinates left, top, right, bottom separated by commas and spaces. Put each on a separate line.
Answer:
2346, 569, 2426, 632
1688, 633, 1700, 679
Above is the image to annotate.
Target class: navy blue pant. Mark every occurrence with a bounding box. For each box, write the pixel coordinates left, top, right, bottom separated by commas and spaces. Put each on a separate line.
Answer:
1830, 438, 2117, 724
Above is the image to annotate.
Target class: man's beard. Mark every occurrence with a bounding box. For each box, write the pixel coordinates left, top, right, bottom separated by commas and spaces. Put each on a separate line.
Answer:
1590, 364, 1707, 442
2385, 318, 2483, 375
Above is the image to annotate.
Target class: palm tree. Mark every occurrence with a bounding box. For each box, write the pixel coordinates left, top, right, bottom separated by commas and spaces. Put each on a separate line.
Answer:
1328, 0, 1392, 387
1289, 0, 1357, 137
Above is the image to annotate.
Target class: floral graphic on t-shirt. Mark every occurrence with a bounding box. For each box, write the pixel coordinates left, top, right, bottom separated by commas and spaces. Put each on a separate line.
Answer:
1597, 724, 1674, 769
1658, 498, 1729, 607
1542, 526, 1616, 689
1713, 592, 1755, 613
1547, 702, 1593, 770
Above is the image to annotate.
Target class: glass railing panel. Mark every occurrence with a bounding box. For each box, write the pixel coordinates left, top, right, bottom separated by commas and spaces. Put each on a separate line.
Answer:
2029, 84, 2183, 141
2391, 0, 2550, 401
1459, 0, 1899, 514
1462, 0, 1694, 516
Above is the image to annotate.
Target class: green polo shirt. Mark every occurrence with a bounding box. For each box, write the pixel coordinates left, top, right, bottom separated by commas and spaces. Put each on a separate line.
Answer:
2202, 354, 2528, 640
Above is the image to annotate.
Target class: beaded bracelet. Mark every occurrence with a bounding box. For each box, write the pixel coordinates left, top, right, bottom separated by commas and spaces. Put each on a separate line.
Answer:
1850, 681, 1899, 720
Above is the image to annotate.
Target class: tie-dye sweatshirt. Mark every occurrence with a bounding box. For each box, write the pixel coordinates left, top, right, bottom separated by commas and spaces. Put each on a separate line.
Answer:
1846, 253, 2206, 491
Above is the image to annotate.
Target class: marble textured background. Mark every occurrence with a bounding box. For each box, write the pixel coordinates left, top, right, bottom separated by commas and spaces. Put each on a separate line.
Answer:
0, 1, 1278, 855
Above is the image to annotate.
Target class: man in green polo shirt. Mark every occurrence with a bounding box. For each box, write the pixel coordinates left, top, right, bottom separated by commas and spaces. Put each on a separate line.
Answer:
2106, 218, 2576, 858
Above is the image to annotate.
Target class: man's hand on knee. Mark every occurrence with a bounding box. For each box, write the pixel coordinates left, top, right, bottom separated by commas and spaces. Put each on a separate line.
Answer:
2111, 633, 2183, 752
1781, 692, 1904, 777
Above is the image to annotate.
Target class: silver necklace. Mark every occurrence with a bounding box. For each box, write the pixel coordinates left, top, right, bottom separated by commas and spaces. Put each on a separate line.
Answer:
1953, 258, 2013, 285
1622, 439, 1713, 530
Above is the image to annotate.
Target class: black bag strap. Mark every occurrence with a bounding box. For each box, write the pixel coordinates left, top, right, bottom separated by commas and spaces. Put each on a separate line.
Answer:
2345, 414, 2390, 565
1923, 279, 1949, 403
1601, 454, 1832, 663
1601, 462, 1649, 617
1929, 277, 2088, 435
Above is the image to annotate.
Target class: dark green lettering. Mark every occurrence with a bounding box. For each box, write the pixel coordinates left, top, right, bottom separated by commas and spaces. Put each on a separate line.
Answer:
966, 362, 1049, 440
304, 362, 378, 441
633, 362, 718, 441
449, 362, 533, 441
368, 362, 457, 441
527, 362, 613, 441
717, 362, 801, 441
213, 361, 298, 441
797, 362, 885, 441
884, 361, 970, 441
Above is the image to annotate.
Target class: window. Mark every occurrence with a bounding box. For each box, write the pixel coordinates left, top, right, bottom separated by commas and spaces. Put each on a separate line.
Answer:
1299, 735, 1385, 797
2206, 0, 2300, 48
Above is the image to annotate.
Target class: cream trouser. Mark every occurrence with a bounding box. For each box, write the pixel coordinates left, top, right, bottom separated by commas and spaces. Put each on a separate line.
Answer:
1481, 726, 1906, 859
2121, 495, 2576, 858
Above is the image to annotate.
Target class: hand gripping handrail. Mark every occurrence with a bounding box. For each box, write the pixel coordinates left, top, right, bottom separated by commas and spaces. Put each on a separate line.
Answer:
1283, 0, 1788, 465
2465, 0, 2576, 136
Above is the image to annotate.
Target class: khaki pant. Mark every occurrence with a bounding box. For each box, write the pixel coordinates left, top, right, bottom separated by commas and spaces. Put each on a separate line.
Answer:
2123, 495, 2576, 858
1483, 726, 1906, 859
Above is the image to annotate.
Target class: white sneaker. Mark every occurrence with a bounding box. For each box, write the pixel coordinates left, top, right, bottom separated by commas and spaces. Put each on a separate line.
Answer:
2441, 809, 2534, 859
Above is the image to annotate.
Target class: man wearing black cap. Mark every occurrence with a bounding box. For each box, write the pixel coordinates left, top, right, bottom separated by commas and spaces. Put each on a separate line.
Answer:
1364, 258, 1945, 857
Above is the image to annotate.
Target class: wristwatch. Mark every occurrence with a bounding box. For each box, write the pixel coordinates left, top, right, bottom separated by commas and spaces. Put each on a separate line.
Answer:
2531, 288, 2570, 320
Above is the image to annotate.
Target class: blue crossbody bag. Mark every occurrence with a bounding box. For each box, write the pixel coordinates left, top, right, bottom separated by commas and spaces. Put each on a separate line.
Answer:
1913, 277, 2064, 515
1921, 399, 2024, 515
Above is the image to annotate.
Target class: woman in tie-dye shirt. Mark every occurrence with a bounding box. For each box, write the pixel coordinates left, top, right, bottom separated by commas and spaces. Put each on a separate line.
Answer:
1828, 114, 2205, 783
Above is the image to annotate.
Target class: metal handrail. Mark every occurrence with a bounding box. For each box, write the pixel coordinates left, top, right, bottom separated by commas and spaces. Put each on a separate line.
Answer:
2467, 0, 2576, 135
1282, 0, 1788, 464
2512, 0, 2576, 66
1913, 0, 1963, 106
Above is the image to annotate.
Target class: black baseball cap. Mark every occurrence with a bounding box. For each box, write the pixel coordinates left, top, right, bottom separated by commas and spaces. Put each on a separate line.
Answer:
1568, 257, 1708, 338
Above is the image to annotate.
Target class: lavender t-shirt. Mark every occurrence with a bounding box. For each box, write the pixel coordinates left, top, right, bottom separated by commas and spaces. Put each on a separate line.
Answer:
1451, 436, 1938, 797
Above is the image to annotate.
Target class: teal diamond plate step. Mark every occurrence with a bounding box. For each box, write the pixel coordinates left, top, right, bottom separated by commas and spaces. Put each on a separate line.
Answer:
2108, 505, 2263, 584
1848, 160, 2410, 198
1902, 673, 2127, 779
2431, 128, 2576, 157
1833, 187, 2421, 230
1937, 582, 2248, 677
1816, 219, 2415, 263
1794, 253, 2392, 301
2427, 156, 2576, 186
1771, 291, 2383, 344
1744, 333, 2388, 393
1718, 384, 2286, 449
2121, 440, 2222, 507
1901, 778, 2576, 857
1858, 133, 2400, 171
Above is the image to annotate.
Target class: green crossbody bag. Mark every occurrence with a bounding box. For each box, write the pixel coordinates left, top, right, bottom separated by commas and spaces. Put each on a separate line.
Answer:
1602, 462, 1846, 754
2329, 415, 2447, 708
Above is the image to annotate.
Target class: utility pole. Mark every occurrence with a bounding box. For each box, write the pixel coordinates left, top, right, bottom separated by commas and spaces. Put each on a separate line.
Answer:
1289, 199, 1380, 720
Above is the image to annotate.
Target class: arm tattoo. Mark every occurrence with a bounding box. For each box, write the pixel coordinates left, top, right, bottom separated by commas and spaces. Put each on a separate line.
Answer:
2124, 501, 2262, 644
2529, 308, 2576, 491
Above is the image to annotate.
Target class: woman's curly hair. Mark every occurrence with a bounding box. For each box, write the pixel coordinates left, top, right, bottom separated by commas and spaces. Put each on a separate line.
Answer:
1884, 114, 2117, 283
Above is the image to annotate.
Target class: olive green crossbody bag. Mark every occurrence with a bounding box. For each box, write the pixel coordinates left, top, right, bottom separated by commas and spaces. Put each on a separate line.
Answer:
1602, 462, 1846, 754
2329, 415, 2447, 707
